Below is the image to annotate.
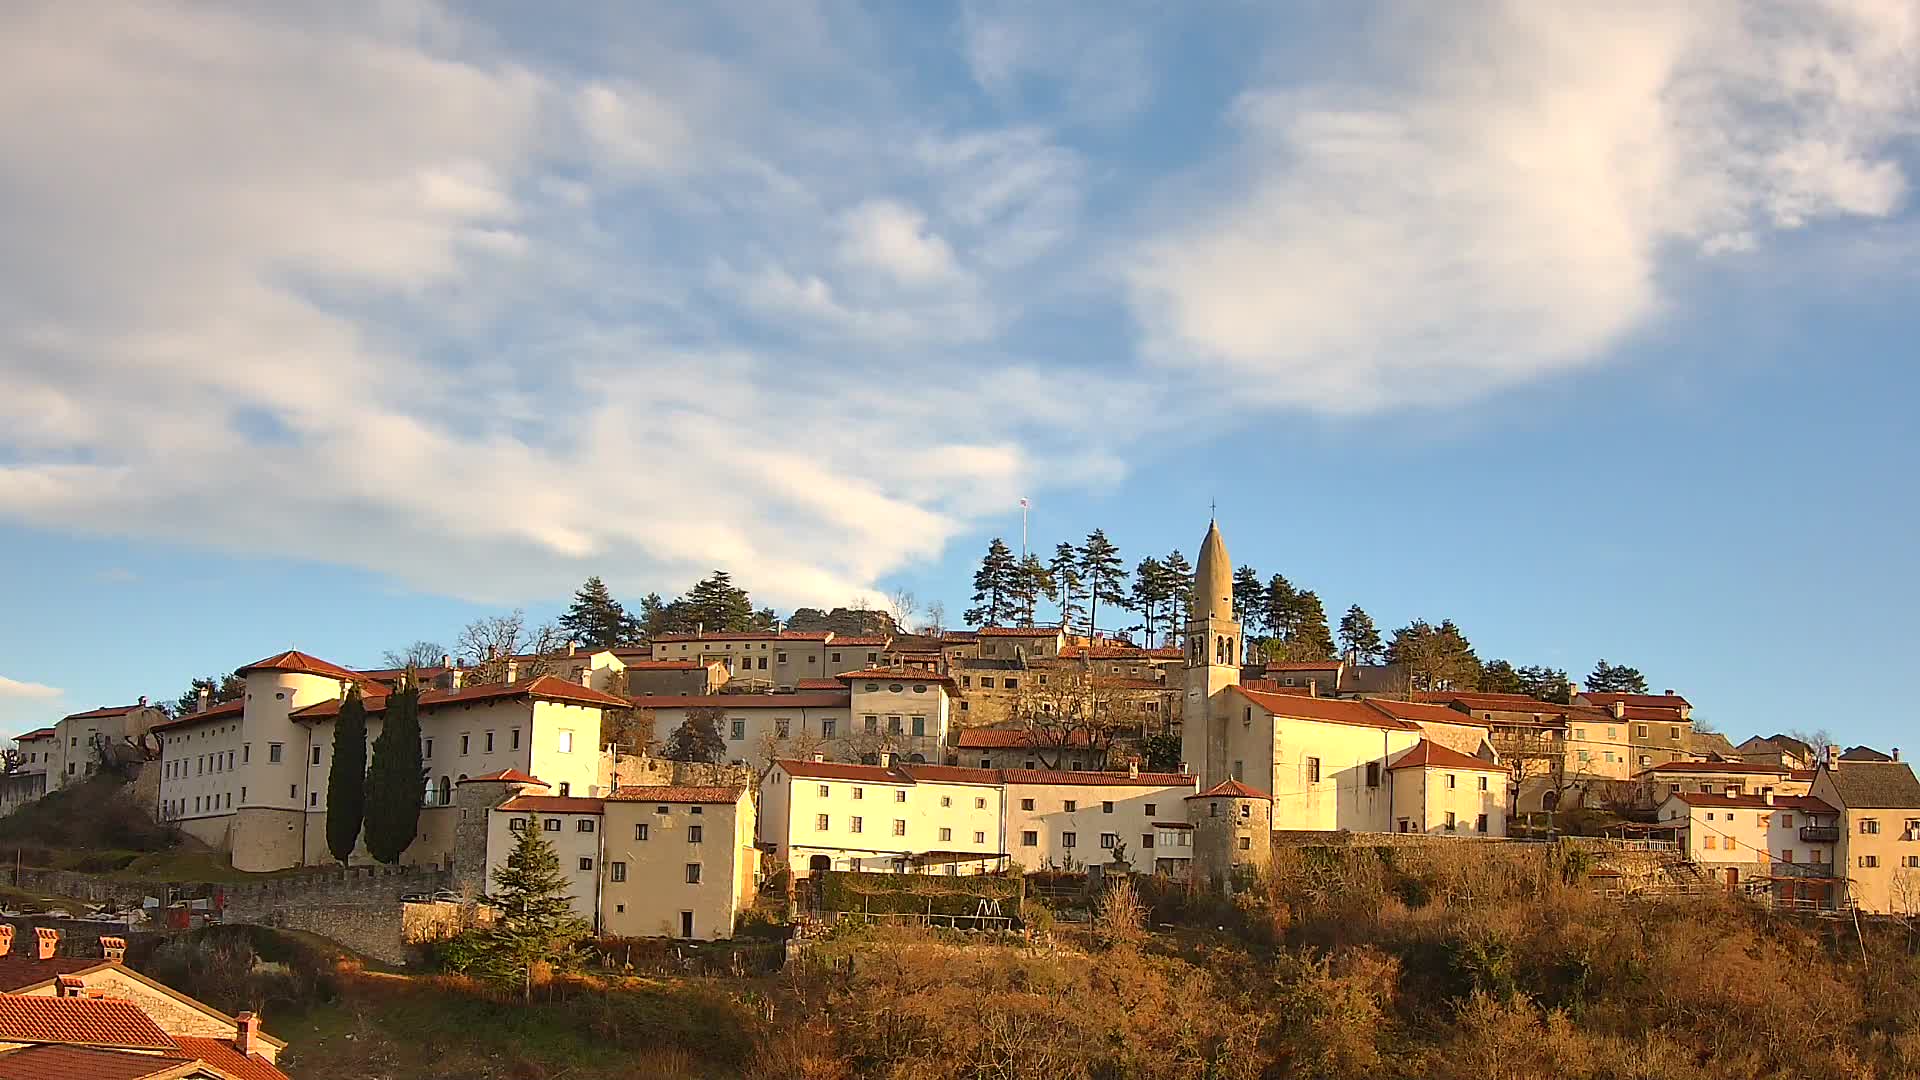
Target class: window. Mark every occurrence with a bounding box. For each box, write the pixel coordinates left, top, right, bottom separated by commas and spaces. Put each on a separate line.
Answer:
635, 823, 649, 841
776, 719, 790, 738
1144, 803, 1157, 816
1306, 758, 1321, 783
1859, 855, 1880, 868
815, 814, 830, 831
311, 746, 322, 766
460, 734, 470, 755
511, 728, 520, 750
558, 782, 570, 796
864, 715, 878, 734
1142, 833, 1155, 849
892, 819, 907, 836
1062, 831, 1077, 848
1100, 833, 1118, 849
1210, 803, 1220, 817
544, 818, 560, 832
610, 862, 626, 882
1240, 804, 1251, 819
1669, 726, 1681, 740
268, 743, 283, 763
1020, 798, 1034, 811
310, 792, 319, 807
655, 805, 670, 814
1064, 800, 1077, 812
1231, 760, 1244, 781
577, 819, 594, 833
289, 784, 297, 799
962, 676, 972, 688
822, 720, 836, 738
940, 827, 953, 842
423, 738, 433, 758
981, 677, 995, 689
557, 731, 573, 753
941, 795, 952, 807
911, 716, 925, 736
1238, 836, 1252, 850
688, 825, 703, 843
852, 787, 864, 800
1606, 726, 1616, 739
1004, 678, 1018, 690
1446, 774, 1457, 790
974, 831, 986, 844
1704, 835, 1717, 850
894, 789, 907, 803
887, 716, 902, 734
686, 863, 702, 884
1102, 801, 1114, 814
850, 816, 863, 834
758, 657, 768, 670
485, 731, 495, 752
1782, 849, 1796, 863
731, 719, 746, 740
578, 857, 594, 871
1903, 856, 1920, 869
1022, 830, 1038, 846
831, 652, 842, 663
1476, 814, 1488, 833
1478, 776, 1489, 791
1860, 819, 1880, 835
1365, 762, 1380, 788
777, 652, 787, 663
818, 784, 831, 798
975, 797, 986, 809
1636, 725, 1648, 738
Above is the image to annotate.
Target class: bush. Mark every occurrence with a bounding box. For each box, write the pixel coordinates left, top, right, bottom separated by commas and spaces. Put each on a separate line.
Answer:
134, 925, 338, 1019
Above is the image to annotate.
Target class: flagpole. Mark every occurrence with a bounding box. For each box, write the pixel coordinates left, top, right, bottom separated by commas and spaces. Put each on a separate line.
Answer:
1019, 498, 1029, 559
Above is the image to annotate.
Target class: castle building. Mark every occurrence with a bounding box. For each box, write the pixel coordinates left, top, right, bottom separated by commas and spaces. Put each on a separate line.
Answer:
1177, 519, 1508, 837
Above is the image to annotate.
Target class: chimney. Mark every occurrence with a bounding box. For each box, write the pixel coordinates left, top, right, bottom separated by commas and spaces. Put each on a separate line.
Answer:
55, 974, 85, 996
137, 695, 148, 707
1664, 689, 1676, 697
235, 1012, 261, 1056
811, 752, 825, 763
1128, 759, 1139, 780
696, 621, 705, 639
506, 659, 519, 684
1567, 681, 1580, 698
442, 653, 451, 671
568, 640, 578, 657
1893, 747, 1902, 762
1611, 702, 1626, 719
0, 925, 13, 955
197, 686, 211, 713
1827, 745, 1841, 768
1762, 790, 1775, 805
35, 927, 59, 960
99, 936, 126, 962
879, 751, 893, 768
1178, 761, 1190, 775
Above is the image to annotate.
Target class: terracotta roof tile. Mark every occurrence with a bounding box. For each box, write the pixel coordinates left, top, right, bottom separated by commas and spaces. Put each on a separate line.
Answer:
458, 769, 547, 786
292, 675, 630, 721
0, 1044, 194, 1080
974, 627, 1063, 637
1642, 760, 1793, 775
0, 955, 107, 993
835, 669, 957, 686
1233, 687, 1419, 731
1387, 739, 1504, 772
900, 764, 1002, 785
151, 699, 246, 732
776, 759, 905, 783
1580, 691, 1691, 709
0, 996, 178, 1051
1668, 792, 1836, 812
173, 1037, 292, 1080
794, 679, 844, 690
955, 728, 1094, 750
650, 631, 832, 642
1364, 698, 1491, 727
1188, 779, 1270, 800
828, 636, 892, 647
14, 728, 55, 741
1000, 769, 1193, 788
1058, 644, 1181, 660
1262, 661, 1343, 672
497, 796, 604, 814
233, 650, 361, 681
603, 785, 745, 804
627, 692, 849, 710
59, 705, 151, 722
619, 660, 707, 670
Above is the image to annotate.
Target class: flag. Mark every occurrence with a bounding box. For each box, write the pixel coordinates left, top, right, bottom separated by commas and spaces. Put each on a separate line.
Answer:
1019, 498, 1029, 509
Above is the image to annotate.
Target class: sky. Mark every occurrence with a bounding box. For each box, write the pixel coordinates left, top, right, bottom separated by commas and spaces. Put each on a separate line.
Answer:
2, 1, 1917, 750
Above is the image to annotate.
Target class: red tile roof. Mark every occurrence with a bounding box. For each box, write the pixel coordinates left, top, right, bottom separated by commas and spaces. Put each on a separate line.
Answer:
498, 795, 604, 814
1387, 740, 1504, 772
999, 769, 1194, 788
173, 1037, 291, 1080
0, 1044, 195, 1080
777, 758, 1190, 789
1667, 792, 1836, 812
1580, 691, 1691, 709
954, 728, 1094, 750
458, 769, 547, 786
794, 679, 844, 690
651, 631, 832, 642
1615, 705, 1690, 722
620, 660, 707, 670
900, 764, 1003, 785
292, 676, 631, 721
627, 693, 849, 710
1233, 687, 1420, 731
151, 699, 245, 732
604, 785, 745, 804
59, 705, 152, 722
829, 636, 892, 647
0, 955, 108, 993
1240, 681, 1315, 695
0, 996, 178, 1051
1263, 661, 1343, 672
1642, 760, 1793, 775
1058, 644, 1182, 660
1188, 779, 1270, 800
974, 627, 1063, 637
1364, 698, 1491, 728
777, 759, 906, 783
835, 669, 957, 686
234, 650, 361, 681
940, 631, 978, 641
14, 728, 55, 741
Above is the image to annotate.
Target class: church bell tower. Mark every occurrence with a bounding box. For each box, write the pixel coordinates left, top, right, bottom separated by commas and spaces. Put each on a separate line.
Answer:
1182, 518, 1241, 788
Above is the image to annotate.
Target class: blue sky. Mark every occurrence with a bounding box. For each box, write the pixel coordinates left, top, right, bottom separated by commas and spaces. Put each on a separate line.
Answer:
2, 1, 1916, 750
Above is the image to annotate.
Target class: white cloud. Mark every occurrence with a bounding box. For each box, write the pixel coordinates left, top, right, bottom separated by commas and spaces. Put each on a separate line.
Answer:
0, 676, 61, 700
1125, 1, 1919, 412
960, 0, 1155, 125
837, 200, 960, 285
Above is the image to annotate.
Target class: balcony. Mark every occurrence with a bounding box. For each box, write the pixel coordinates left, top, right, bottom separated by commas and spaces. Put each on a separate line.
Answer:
1799, 825, 1840, 843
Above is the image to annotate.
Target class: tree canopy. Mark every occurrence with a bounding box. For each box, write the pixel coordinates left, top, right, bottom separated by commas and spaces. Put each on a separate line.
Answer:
445, 822, 590, 998
362, 678, 424, 864
665, 711, 727, 764
169, 673, 244, 718
1338, 605, 1383, 663
324, 686, 369, 864
1386, 620, 1482, 693
965, 538, 1019, 627
1587, 659, 1649, 694
1078, 529, 1126, 637
557, 576, 641, 648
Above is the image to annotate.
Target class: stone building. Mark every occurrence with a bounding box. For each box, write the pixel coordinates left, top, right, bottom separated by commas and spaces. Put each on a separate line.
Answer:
1186, 779, 1271, 890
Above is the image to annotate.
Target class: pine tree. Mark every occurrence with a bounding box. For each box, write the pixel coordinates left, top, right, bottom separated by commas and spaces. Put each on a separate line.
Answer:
679, 571, 757, 632
1160, 549, 1193, 646
1128, 557, 1170, 647
459, 823, 590, 999
665, 712, 726, 763
557, 576, 639, 649
1338, 605, 1383, 663
1517, 665, 1573, 704
363, 677, 425, 864
1011, 554, 1051, 627
170, 673, 244, 717
637, 592, 672, 638
1480, 659, 1524, 695
1231, 565, 1266, 634
1587, 660, 1649, 694
1264, 574, 1299, 641
324, 686, 369, 865
1078, 530, 1126, 638
965, 538, 1019, 627
1290, 590, 1336, 660
1385, 619, 1482, 694
1048, 542, 1085, 630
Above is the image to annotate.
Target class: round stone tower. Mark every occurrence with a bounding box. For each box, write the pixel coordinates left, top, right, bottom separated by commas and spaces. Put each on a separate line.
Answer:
1186, 779, 1272, 892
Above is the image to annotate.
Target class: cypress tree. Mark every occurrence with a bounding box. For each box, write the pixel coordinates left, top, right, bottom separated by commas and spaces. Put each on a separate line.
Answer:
363, 676, 425, 864
324, 686, 369, 865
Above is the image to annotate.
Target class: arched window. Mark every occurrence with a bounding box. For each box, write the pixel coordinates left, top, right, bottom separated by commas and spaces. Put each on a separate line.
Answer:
437, 776, 451, 805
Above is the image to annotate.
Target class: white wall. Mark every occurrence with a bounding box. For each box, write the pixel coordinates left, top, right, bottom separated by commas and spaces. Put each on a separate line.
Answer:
763, 765, 1004, 874
1004, 779, 1192, 871
157, 716, 247, 823
486, 805, 603, 925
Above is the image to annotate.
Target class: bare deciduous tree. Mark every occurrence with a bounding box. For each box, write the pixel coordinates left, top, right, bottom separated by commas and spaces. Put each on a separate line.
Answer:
1010, 666, 1160, 770
456, 610, 566, 685
919, 600, 946, 637
751, 725, 828, 787
382, 640, 447, 669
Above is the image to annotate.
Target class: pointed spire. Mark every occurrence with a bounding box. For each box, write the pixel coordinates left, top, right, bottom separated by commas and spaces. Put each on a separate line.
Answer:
1191, 519, 1234, 624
